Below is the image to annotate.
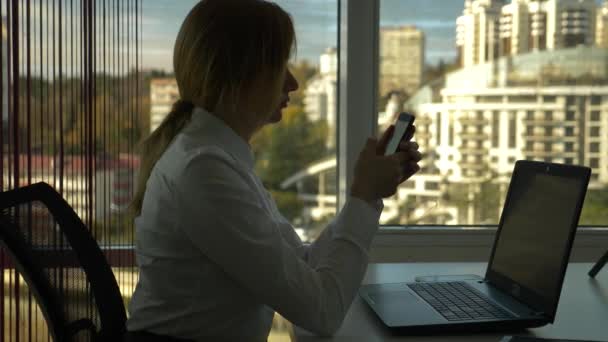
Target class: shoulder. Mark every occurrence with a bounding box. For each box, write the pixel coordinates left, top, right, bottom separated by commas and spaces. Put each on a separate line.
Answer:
178, 145, 243, 181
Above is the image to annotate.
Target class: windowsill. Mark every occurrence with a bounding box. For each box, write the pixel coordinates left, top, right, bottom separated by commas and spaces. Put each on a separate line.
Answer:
370, 226, 608, 262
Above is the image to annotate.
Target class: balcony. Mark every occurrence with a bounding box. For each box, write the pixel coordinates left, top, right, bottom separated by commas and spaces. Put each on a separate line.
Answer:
523, 134, 564, 142
458, 147, 488, 155
522, 149, 569, 158
459, 162, 488, 170
459, 133, 489, 140
458, 118, 488, 125
522, 118, 559, 125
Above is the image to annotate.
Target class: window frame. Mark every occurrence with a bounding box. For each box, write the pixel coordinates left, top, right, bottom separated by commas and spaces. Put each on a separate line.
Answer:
337, 0, 608, 262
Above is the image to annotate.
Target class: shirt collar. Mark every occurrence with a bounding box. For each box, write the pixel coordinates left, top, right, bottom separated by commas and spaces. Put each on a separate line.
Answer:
188, 106, 255, 169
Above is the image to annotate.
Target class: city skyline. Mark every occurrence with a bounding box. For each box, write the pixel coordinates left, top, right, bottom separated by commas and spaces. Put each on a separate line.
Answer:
142, 0, 607, 72
142, 0, 465, 71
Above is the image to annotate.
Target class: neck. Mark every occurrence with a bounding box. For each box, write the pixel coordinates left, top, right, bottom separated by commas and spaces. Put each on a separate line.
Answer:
210, 108, 257, 144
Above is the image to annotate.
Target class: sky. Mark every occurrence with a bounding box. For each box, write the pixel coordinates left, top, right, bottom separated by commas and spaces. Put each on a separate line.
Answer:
142, 0, 464, 72
141, 0, 606, 72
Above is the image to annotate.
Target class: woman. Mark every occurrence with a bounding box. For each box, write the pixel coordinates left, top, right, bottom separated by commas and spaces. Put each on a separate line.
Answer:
126, 0, 422, 341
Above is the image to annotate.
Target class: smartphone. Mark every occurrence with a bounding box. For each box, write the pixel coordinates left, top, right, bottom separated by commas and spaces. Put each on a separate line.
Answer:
384, 112, 415, 156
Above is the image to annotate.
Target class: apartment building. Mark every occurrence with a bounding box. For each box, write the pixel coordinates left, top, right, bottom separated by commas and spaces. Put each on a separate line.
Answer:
404, 46, 608, 223
304, 47, 338, 148
150, 77, 179, 133
458, 0, 598, 67
597, 1, 608, 47
379, 25, 425, 96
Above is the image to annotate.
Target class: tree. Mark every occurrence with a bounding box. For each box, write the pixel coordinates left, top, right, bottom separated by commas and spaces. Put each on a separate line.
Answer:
253, 105, 328, 221
579, 187, 608, 225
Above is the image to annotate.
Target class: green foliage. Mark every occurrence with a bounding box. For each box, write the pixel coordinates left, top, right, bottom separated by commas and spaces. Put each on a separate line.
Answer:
251, 60, 328, 222
15, 72, 152, 156
269, 190, 304, 222
579, 187, 608, 226
255, 106, 328, 190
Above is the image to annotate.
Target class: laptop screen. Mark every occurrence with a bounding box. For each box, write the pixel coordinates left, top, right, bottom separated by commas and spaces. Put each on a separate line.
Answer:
487, 161, 589, 319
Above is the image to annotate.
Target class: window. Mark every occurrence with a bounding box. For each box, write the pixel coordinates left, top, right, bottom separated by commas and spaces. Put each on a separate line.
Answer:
543, 95, 556, 103
566, 111, 576, 120
491, 111, 499, 147
2, 0, 142, 339
377, 0, 608, 227
508, 112, 517, 148
590, 158, 599, 168
565, 142, 575, 152
250, 1, 338, 335
565, 126, 575, 136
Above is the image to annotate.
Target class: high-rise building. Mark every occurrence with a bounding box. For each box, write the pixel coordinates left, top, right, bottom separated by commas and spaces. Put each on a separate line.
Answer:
597, 1, 608, 48
304, 47, 338, 148
149, 78, 179, 133
458, 0, 597, 68
456, 0, 505, 67
379, 26, 425, 96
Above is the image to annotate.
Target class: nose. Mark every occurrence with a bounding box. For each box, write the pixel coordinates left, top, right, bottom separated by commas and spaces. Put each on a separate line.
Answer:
284, 69, 299, 93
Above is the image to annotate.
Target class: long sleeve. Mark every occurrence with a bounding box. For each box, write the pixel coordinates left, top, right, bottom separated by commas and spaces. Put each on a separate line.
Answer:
294, 199, 383, 268
175, 151, 382, 336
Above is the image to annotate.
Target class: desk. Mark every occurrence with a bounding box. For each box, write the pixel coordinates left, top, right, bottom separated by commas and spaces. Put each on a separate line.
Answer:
292, 263, 608, 341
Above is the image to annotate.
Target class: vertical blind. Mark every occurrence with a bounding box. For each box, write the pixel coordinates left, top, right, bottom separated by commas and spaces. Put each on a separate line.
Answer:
0, 0, 142, 340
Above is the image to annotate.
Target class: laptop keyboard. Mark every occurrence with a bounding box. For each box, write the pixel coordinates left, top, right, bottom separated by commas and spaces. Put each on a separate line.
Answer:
407, 281, 514, 321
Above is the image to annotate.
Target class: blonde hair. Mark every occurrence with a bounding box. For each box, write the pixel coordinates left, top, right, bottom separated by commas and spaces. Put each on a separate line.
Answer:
130, 0, 296, 216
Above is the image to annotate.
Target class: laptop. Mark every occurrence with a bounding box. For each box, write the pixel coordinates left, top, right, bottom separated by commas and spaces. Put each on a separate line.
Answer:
359, 160, 591, 333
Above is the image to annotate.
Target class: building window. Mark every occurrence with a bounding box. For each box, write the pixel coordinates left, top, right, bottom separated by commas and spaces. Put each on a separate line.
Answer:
492, 111, 499, 147
590, 127, 600, 137
590, 143, 600, 153
590, 158, 600, 168
508, 112, 516, 148
426, 182, 439, 190
590, 111, 600, 121
526, 110, 534, 119
449, 121, 454, 146
543, 96, 556, 103
566, 111, 576, 120
436, 113, 442, 145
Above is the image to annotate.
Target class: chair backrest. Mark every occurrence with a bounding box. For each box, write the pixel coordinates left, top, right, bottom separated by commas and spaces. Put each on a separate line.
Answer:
0, 182, 127, 341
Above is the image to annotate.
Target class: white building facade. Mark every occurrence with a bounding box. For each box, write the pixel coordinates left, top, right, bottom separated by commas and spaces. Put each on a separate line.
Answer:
303, 48, 338, 148
379, 26, 425, 96
149, 78, 179, 133
458, 0, 599, 67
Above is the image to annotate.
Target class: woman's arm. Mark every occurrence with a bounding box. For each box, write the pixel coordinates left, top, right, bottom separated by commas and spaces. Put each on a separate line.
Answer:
175, 152, 381, 336
292, 198, 383, 269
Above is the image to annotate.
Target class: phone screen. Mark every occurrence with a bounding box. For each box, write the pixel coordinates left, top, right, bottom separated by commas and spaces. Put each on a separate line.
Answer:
384, 114, 413, 156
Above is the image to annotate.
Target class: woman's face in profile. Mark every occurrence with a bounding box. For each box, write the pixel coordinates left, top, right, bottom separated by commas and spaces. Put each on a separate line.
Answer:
267, 68, 299, 123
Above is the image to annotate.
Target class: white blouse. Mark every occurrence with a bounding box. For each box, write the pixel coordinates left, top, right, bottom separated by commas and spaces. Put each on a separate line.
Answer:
126, 107, 383, 341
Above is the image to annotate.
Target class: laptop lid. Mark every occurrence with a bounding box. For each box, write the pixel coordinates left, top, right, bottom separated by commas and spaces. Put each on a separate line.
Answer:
485, 160, 590, 322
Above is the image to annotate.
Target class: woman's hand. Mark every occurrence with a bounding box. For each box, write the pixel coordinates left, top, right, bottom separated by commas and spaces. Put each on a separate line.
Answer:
350, 125, 422, 202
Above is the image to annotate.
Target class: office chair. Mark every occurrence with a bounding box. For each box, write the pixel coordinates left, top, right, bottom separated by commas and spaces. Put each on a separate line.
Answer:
0, 182, 127, 341
589, 250, 608, 278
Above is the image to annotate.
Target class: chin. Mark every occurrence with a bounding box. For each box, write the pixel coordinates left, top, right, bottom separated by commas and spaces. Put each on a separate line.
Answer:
268, 109, 283, 123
